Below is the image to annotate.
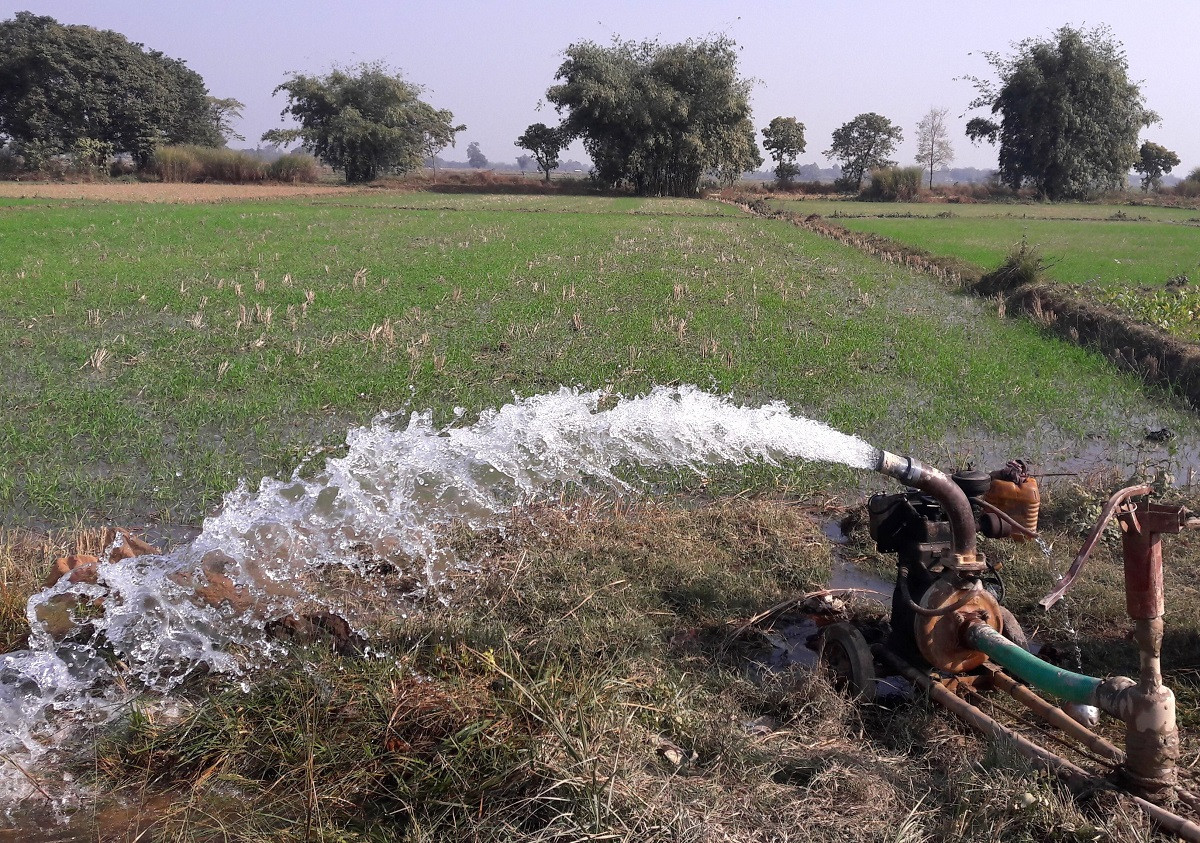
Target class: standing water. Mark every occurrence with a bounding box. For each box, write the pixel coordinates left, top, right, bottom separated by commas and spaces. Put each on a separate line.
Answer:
0, 385, 880, 819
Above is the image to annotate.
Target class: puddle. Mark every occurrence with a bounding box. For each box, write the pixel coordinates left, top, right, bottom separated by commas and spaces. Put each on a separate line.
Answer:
915, 421, 1200, 489
761, 525, 893, 672
829, 557, 892, 598
821, 519, 850, 544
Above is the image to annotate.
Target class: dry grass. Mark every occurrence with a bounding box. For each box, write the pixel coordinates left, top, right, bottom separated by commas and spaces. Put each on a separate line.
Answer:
0, 182, 356, 203
0, 525, 118, 651
44, 493, 1177, 841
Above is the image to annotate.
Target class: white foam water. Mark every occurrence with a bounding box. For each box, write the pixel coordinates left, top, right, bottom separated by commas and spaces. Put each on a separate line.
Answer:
0, 385, 879, 816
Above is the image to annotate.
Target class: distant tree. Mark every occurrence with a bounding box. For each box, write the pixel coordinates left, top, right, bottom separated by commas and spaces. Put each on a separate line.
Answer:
208, 96, 246, 143
964, 25, 1156, 200
466, 141, 488, 168
516, 153, 533, 173
914, 107, 954, 189
0, 12, 224, 166
824, 113, 903, 190
546, 36, 762, 196
1134, 141, 1180, 191
422, 111, 466, 179
761, 116, 806, 187
263, 62, 464, 183
516, 122, 567, 182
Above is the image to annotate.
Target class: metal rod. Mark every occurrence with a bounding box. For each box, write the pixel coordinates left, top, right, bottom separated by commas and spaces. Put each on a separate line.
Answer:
1040, 484, 1152, 610
977, 497, 1040, 539
960, 682, 1115, 769
988, 667, 1125, 765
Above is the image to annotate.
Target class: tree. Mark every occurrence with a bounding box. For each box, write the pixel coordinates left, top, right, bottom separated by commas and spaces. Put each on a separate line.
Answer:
516, 122, 567, 182
914, 107, 954, 189
466, 141, 488, 168
516, 153, 533, 174
761, 116, 806, 187
1134, 142, 1180, 192
208, 97, 246, 143
421, 106, 466, 179
546, 36, 762, 196
964, 25, 1156, 200
824, 113, 903, 190
264, 62, 464, 184
0, 12, 224, 166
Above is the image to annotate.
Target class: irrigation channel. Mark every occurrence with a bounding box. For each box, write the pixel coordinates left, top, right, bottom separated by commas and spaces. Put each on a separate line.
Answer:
4, 384, 1200, 837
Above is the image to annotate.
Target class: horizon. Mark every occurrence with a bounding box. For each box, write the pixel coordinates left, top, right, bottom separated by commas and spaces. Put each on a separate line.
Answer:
3, 1, 1197, 178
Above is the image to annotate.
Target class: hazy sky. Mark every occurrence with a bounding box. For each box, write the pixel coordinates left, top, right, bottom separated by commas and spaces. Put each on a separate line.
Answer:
5, 1, 1198, 174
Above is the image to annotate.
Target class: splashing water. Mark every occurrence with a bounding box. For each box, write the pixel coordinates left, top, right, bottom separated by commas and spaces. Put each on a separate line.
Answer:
0, 385, 879, 816
1039, 537, 1085, 672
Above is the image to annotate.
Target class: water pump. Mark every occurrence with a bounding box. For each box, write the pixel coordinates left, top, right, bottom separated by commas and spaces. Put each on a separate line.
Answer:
868, 456, 1031, 669
829, 450, 1200, 839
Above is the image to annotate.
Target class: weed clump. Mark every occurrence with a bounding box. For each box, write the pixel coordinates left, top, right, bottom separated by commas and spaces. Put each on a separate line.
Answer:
267, 153, 320, 184
976, 238, 1049, 295
862, 166, 923, 202
150, 145, 267, 183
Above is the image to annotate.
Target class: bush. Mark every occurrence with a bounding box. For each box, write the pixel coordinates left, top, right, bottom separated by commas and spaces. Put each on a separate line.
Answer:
109, 156, 136, 178
150, 146, 201, 182
193, 147, 266, 183
0, 146, 24, 178
1176, 181, 1200, 199
149, 145, 266, 183
267, 153, 320, 183
863, 166, 923, 201
69, 138, 114, 176
1174, 168, 1200, 198
977, 238, 1048, 294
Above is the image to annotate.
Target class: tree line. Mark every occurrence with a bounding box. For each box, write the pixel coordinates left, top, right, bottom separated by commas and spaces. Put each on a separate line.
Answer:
0, 15, 1183, 200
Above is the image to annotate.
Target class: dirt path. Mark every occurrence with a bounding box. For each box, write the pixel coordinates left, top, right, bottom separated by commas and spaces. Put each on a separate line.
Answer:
0, 181, 359, 203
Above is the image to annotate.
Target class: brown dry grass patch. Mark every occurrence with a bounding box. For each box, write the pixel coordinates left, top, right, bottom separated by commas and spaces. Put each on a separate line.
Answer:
0, 525, 115, 651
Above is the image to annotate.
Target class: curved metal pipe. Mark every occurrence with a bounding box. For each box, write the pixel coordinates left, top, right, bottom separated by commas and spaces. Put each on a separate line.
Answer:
1039, 483, 1153, 610
898, 566, 980, 617
875, 450, 979, 570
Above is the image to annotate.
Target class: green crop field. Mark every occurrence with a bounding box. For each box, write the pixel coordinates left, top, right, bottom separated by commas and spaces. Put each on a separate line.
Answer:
6, 189, 1200, 841
2, 192, 1195, 528
310, 191, 747, 215
766, 197, 1200, 340
767, 196, 1200, 223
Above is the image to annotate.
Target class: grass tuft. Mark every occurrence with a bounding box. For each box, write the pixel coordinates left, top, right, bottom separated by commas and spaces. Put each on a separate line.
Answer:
978, 238, 1050, 293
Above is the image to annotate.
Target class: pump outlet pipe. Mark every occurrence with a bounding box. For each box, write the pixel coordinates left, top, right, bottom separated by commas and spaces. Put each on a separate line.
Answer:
875, 451, 981, 571
966, 623, 1102, 705
964, 619, 1178, 792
